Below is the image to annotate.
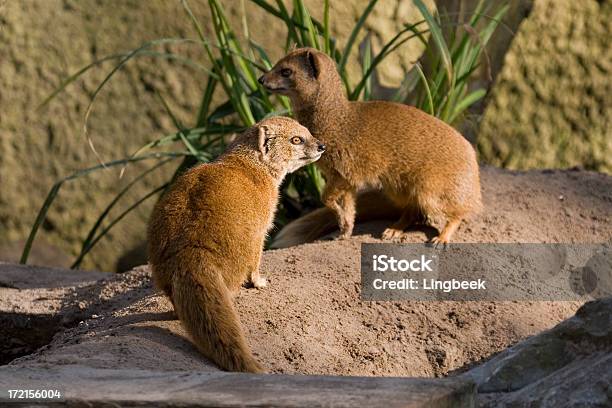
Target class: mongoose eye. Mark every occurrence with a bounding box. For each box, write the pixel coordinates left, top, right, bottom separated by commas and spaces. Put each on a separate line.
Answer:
290, 136, 304, 145
280, 68, 293, 78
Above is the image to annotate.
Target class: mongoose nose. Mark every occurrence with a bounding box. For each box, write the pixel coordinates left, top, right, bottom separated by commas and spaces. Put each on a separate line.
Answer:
317, 143, 326, 152
258, 75, 265, 85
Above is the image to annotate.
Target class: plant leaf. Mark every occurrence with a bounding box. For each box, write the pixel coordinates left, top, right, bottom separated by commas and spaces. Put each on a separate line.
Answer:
413, 0, 453, 84
339, 0, 378, 74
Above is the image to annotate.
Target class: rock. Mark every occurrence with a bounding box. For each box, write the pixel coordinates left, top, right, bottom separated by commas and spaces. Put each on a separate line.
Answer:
478, 0, 612, 173
0, 366, 476, 408
0, 262, 109, 289
463, 297, 612, 407
0, 239, 71, 269
479, 353, 612, 408
0, 262, 125, 364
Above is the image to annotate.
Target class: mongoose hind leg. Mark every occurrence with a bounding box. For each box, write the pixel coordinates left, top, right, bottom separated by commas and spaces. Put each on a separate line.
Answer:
382, 208, 418, 241
431, 217, 462, 247
322, 176, 356, 239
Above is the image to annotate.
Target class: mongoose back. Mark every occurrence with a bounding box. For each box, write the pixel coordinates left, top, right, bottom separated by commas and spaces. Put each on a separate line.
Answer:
147, 116, 325, 372
259, 47, 482, 245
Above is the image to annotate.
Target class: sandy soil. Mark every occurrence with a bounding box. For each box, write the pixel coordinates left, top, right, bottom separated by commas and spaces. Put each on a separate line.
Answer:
6, 167, 612, 377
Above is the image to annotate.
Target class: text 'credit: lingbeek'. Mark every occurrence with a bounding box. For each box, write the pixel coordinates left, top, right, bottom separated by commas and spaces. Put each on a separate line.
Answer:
360, 243, 611, 301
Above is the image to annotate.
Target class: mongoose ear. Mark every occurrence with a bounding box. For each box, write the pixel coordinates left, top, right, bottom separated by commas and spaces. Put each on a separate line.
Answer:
305, 50, 320, 79
258, 125, 270, 160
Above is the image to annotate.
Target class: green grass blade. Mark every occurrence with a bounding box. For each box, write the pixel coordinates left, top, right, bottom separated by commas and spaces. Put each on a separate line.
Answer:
361, 35, 373, 101
298, 0, 320, 49
338, 0, 378, 74
71, 182, 171, 269
413, 0, 453, 84
350, 22, 428, 100
156, 90, 211, 160
81, 40, 199, 129
392, 68, 420, 102
38, 54, 123, 110
20, 182, 63, 264
275, 0, 300, 46
323, 0, 331, 53
448, 88, 486, 124
75, 158, 175, 268
20, 152, 189, 265
292, 1, 308, 46
250, 0, 299, 44
305, 164, 325, 199
39, 38, 218, 110
249, 39, 273, 70
181, 0, 208, 46
468, 0, 488, 26
156, 90, 185, 131
196, 76, 218, 127
414, 63, 434, 115
240, 92, 257, 125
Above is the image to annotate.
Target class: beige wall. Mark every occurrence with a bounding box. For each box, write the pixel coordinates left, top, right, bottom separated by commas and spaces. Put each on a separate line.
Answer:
478, 0, 611, 173
0, 0, 431, 271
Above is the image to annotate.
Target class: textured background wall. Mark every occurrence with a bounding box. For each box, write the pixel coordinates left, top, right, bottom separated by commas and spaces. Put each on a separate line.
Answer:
1, 0, 608, 273
0, 0, 432, 272
477, 0, 611, 173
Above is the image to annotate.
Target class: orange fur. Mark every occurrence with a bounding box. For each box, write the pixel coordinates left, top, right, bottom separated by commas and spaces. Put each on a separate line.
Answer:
147, 117, 324, 372
260, 48, 482, 245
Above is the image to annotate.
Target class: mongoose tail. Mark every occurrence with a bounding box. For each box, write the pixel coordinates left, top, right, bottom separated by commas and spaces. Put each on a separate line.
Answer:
172, 266, 263, 373
271, 191, 402, 248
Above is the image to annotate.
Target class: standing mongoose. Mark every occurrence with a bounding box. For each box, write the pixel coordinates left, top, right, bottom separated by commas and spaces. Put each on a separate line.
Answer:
147, 116, 325, 373
259, 47, 482, 245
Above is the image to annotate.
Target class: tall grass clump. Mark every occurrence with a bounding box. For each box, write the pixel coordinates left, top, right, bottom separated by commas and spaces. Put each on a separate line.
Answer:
21, 0, 508, 267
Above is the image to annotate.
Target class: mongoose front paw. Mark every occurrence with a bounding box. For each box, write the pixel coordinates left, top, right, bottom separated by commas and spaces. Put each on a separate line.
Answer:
382, 227, 405, 241
430, 236, 449, 249
252, 276, 267, 289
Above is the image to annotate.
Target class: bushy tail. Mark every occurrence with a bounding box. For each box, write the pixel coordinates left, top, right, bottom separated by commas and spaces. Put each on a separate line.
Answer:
172, 269, 263, 373
271, 191, 402, 248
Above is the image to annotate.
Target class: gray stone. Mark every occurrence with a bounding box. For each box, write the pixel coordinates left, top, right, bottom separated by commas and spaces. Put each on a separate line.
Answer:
464, 297, 612, 407
0, 366, 476, 408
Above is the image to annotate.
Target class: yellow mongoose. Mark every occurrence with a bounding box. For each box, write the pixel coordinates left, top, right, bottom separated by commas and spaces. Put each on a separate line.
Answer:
147, 116, 325, 373
259, 47, 482, 246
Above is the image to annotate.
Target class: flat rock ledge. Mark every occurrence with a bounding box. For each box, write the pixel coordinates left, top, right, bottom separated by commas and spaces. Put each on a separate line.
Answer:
0, 366, 475, 407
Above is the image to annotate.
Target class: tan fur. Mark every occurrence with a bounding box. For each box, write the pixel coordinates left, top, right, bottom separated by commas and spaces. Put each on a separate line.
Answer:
271, 191, 402, 248
259, 48, 482, 245
147, 116, 324, 373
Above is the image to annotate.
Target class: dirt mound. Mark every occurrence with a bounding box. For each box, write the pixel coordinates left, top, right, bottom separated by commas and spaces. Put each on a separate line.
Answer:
4, 167, 610, 377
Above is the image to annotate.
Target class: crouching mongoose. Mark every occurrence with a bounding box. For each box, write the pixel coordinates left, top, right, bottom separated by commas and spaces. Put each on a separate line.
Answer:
259, 47, 482, 245
147, 116, 325, 372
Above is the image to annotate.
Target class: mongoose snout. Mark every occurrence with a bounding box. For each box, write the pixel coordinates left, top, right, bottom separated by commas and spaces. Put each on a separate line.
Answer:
265, 48, 482, 246
147, 116, 322, 373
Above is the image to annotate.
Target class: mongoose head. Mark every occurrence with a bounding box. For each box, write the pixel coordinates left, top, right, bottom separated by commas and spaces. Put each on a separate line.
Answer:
232, 116, 326, 176
258, 48, 335, 101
